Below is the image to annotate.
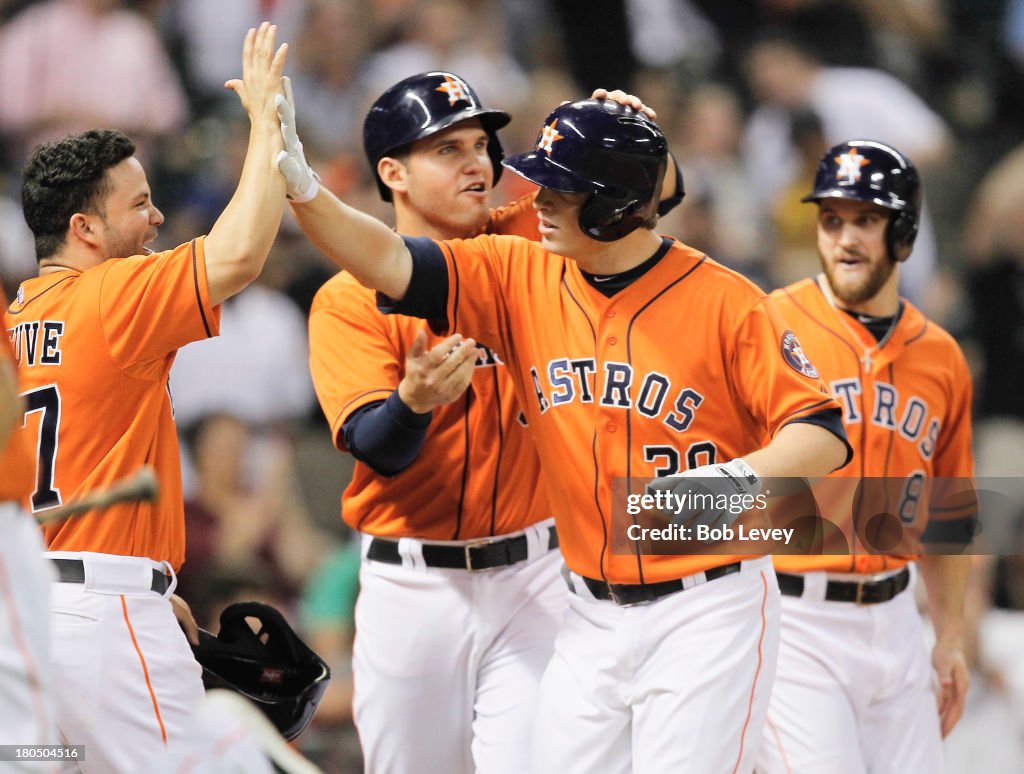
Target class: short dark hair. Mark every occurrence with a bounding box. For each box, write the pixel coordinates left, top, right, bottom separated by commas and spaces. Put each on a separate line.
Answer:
21, 129, 136, 261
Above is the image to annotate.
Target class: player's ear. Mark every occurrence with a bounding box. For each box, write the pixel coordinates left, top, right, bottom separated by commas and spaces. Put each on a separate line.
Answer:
69, 212, 100, 247
378, 156, 409, 197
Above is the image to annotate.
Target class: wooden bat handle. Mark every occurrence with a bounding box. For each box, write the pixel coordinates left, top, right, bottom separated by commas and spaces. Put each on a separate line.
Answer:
35, 466, 160, 525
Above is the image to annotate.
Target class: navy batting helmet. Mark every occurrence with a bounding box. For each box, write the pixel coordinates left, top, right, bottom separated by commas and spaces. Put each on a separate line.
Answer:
802, 139, 922, 262
503, 99, 669, 242
363, 71, 511, 202
191, 602, 330, 742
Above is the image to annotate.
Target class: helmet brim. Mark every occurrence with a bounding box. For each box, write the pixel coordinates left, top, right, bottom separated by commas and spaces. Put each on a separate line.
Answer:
402, 108, 510, 154
801, 188, 908, 210
503, 151, 599, 194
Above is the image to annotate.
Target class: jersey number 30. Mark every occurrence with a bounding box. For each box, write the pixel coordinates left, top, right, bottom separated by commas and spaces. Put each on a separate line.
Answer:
644, 442, 718, 477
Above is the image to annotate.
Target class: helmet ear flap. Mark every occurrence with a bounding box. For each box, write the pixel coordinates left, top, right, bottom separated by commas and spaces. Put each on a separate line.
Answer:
578, 190, 644, 242
576, 155, 667, 242
888, 210, 918, 262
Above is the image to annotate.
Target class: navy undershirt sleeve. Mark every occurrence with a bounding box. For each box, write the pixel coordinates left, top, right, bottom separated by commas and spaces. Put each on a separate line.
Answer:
376, 236, 450, 320
785, 407, 853, 471
341, 390, 433, 477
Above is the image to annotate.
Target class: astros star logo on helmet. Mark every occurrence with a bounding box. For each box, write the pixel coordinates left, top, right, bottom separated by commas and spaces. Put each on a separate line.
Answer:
834, 147, 870, 184
536, 119, 563, 156
435, 75, 470, 106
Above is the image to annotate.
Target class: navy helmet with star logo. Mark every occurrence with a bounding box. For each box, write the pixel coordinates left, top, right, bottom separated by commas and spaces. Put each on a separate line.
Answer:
802, 139, 922, 262
503, 99, 672, 242
363, 71, 510, 202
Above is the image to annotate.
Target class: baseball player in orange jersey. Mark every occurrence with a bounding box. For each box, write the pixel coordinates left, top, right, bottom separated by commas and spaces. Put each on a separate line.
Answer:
4, 24, 289, 773
1, 278, 59, 771
279, 90, 851, 771
308, 73, 680, 773
756, 140, 975, 774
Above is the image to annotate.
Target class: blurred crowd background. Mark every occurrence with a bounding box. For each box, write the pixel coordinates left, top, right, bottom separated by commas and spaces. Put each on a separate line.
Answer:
1, 0, 1023, 770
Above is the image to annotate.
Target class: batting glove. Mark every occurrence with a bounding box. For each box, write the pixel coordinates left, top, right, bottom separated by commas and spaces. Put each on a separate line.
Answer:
646, 458, 762, 530
275, 76, 320, 203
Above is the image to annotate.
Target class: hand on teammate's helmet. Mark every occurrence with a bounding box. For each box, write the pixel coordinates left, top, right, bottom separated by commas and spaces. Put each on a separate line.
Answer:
275, 76, 320, 203
590, 88, 657, 121
397, 330, 480, 414
646, 458, 762, 531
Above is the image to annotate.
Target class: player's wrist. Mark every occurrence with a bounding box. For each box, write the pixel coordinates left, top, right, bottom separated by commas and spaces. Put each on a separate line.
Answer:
647, 457, 763, 531
396, 381, 434, 415
274, 82, 320, 203
717, 457, 762, 497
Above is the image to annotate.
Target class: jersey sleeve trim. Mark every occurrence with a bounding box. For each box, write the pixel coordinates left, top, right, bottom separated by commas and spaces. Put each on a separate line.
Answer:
333, 388, 396, 447
778, 396, 834, 423
921, 515, 978, 548
191, 239, 214, 339
782, 405, 853, 470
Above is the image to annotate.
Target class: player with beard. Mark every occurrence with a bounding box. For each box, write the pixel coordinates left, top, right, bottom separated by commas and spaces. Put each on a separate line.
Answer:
757, 140, 976, 773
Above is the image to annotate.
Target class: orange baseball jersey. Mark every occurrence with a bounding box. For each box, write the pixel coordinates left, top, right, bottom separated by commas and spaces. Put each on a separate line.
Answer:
309, 194, 546, 539
4, 239, 221, 569
770, 276, 976, 574
0, 281, 34, 502
486, 190, 539, 241
389, 234, 846, 583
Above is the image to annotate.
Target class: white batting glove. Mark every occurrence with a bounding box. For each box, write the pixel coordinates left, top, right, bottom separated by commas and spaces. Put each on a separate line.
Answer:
646, 458, 762, 530
274, 75, 320, 203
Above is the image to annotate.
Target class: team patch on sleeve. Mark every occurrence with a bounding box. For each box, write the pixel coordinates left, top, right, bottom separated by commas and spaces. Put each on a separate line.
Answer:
781, 330, 819, 378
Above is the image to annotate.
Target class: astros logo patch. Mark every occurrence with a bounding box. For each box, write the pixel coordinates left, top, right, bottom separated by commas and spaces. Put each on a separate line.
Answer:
536, 119, 564, 156
435, 75, 471, 106
781, 330, 819, 378
834, 147, 869, 184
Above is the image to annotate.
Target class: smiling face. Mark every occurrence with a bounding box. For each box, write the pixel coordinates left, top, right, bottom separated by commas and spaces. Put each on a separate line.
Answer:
816, 197, 899, 313
383, 118, 493, 239
90, 156, 164, 261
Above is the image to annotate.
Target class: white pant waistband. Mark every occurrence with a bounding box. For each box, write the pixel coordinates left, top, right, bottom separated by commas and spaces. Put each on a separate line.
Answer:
45, 551, 177, 597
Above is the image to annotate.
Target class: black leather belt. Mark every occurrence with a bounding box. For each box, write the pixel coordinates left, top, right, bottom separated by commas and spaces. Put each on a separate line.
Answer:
576, 561, 743, 606
51, 558, 171, 594
776, 567, 910, 604
366, 526, 559, 572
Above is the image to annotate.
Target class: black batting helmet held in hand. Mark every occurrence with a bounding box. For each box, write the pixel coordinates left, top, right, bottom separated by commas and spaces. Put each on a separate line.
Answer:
802, 139, 922, 262
191, 602, 330, 742
363, 71, 511, 202
502, 99, 669, 242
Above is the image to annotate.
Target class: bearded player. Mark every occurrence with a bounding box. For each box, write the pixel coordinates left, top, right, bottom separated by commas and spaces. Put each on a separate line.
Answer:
756, 140, 975, 773
307, 73, 679, 772
281, 84, 850, 770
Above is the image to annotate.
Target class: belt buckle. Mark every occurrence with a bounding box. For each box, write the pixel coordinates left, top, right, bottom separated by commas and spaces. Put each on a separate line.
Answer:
464, 537, 499, 571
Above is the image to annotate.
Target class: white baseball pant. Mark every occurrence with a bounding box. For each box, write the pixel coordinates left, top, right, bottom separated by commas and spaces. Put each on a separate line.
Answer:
46, 551, 206, 774
756, 566, 943, 774
353, 519, 565, 774
0, 503, 58, 773
532, 556, 780, 774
